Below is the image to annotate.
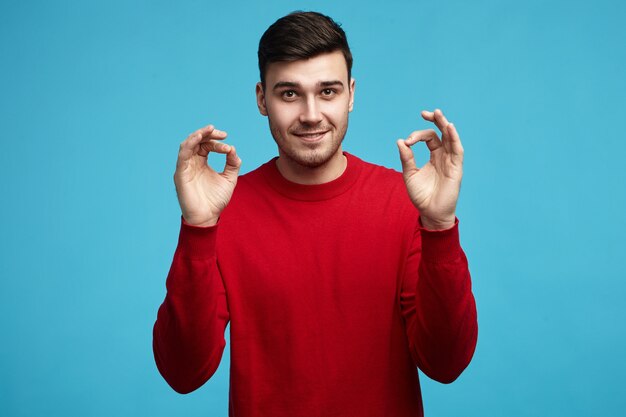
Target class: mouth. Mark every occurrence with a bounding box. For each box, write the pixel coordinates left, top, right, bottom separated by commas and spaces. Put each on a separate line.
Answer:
292, 130, 329, 142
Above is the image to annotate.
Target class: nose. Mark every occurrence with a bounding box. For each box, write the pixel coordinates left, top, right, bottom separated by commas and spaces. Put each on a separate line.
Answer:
299, 96, 323, 125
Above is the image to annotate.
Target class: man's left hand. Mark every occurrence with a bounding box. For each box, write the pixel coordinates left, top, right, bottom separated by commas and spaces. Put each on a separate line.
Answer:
397, 109, 464, 230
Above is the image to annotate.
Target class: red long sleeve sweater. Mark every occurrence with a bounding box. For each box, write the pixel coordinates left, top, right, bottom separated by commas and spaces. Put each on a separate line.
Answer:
153, 152, 477, 417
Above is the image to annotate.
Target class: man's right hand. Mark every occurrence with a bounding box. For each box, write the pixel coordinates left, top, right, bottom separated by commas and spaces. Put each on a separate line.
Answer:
174, 125, 242, 227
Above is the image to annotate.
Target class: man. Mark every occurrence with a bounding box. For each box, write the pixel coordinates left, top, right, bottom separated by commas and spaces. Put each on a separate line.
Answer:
153, 11, 477, 417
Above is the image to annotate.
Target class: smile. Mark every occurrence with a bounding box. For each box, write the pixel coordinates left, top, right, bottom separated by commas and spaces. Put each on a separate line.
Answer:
293, 131, 329, 142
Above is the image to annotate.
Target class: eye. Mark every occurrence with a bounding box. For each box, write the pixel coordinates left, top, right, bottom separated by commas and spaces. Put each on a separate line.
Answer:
281, 90, 297, 100
321, 88, 335, 97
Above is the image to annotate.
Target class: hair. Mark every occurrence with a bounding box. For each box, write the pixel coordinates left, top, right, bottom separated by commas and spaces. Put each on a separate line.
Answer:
258, 11, 353, 88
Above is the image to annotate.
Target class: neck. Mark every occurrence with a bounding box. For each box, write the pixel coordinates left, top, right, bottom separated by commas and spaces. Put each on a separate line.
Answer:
276, 148, 347, 185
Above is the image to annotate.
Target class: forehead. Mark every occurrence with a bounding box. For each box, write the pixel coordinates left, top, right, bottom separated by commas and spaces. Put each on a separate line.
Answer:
265, 51, 349, 87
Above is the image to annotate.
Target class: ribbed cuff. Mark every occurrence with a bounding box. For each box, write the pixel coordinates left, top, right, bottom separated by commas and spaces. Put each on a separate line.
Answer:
177, 216, 218, 259
419, 217, 463, 263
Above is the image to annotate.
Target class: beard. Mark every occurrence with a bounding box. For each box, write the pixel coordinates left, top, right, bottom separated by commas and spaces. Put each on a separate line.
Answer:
268, 116, 349, 169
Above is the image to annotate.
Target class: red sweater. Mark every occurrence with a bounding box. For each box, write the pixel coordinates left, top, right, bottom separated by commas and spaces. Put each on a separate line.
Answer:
153, 152, 477, 417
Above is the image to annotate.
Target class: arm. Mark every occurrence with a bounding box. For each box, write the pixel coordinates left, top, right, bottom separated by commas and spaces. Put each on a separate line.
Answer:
400, 219, 477, 383
153, 125, 241, 393
153, 220, 229, 393
397, 109, 477, 381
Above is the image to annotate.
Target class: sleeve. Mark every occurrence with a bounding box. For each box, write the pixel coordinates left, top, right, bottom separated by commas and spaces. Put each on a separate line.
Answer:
152, 218, 230, 393
399, 218, 478, 383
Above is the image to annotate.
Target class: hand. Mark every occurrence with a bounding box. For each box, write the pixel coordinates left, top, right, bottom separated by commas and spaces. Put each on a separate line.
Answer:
174, 125, 242, 227
396, 109, 464, 230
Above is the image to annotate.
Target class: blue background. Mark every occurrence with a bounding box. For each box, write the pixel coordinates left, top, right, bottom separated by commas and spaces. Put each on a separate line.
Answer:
1, 0, 625, 415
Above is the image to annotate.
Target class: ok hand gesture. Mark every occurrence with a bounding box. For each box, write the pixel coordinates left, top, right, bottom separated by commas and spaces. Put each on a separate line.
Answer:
396, 109, 464, 230
175, 125, 242, 227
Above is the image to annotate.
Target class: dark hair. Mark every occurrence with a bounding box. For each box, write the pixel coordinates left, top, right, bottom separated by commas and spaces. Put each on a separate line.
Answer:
258, 11, 353, 88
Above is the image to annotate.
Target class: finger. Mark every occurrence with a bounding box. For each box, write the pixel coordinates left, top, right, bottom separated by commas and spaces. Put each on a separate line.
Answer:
178, 133, 203, 162
189, 124, 228, 140
179, 125, 228, 160
182, 125, 228, 152
197, 125, 228, 141
432, 109, 453, 153
446, 123, 464, 157
433, 109, 450, 132
421, 109, 450, 136
421, 110, 435, 121
222, 145, 242, 182
197, 139, 233, 157
396, 139, 419, 177
404, 129, 442, 153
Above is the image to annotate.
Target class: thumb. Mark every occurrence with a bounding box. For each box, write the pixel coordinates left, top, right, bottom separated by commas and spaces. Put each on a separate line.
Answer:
396, 139, 418, 177
222, 146, 242, 182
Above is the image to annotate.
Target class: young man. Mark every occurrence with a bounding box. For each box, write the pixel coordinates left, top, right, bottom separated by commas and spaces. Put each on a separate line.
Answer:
153, 11, 477, 417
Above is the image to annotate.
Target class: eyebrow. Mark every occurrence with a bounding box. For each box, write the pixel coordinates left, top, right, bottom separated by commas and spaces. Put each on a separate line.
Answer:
320, 80, 344, 88
272, 81, 299, 90
272, 80, 345, 91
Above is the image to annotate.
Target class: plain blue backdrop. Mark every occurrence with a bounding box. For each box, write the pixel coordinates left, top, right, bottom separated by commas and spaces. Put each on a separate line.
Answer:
1, 0, 625, 415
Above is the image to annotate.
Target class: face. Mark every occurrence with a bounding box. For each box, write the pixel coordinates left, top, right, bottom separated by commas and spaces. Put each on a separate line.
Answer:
256, 51, 355, 169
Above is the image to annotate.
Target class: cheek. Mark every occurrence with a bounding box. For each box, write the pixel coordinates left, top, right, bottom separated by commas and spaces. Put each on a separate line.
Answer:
268, 103, 299, 128
325, 101, 350, 122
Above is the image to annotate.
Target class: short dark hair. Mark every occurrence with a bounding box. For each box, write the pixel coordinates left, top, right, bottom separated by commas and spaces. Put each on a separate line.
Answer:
258, 11, 353, 88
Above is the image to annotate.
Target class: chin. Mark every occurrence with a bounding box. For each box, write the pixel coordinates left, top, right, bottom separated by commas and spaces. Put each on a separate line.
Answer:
269, 121, 347, 169
281, 143, 342, 168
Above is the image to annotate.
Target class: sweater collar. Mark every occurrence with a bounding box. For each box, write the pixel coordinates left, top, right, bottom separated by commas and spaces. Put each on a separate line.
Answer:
260, 152, 362, 201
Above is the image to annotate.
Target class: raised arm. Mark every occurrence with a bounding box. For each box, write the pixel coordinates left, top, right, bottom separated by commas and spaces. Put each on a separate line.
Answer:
400, 221, 477, 383
397, 110, 477, 382
153, 125, 241, 393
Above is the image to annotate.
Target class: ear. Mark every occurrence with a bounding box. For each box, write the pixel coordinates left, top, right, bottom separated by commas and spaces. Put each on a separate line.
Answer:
256, 82, 268, 116
348, 78, 356, 112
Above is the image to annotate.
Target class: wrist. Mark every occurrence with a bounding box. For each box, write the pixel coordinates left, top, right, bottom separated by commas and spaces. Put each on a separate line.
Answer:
420, 215, 455, 231
182, 216, 219, 228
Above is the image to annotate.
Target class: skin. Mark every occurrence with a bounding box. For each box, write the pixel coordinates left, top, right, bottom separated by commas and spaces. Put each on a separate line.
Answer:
174, 125, 241, 227
397, 109, 464, 230
255, 51, 355, 185
174, 52, 463, 230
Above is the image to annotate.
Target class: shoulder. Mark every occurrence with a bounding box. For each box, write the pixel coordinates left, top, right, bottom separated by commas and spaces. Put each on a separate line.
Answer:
221, 159, 277, 216
347, 152, 405, 192
345, 152, 417, 215
345, 152, 419, 231
231, 158, 276, 194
